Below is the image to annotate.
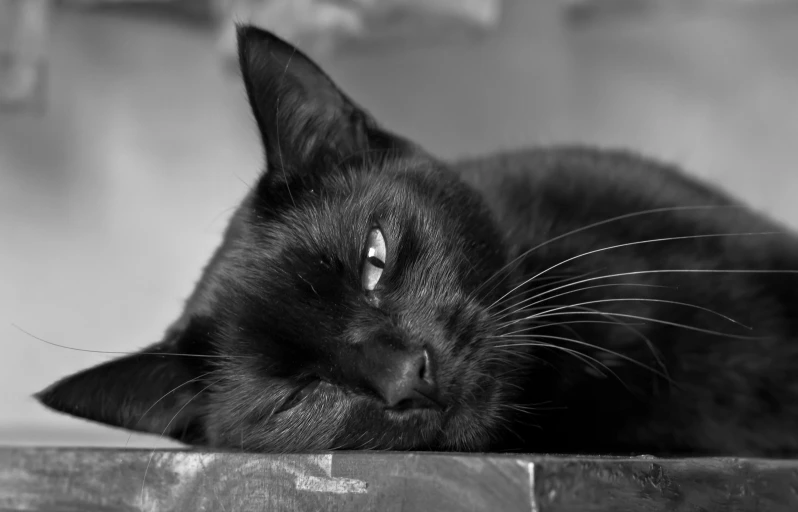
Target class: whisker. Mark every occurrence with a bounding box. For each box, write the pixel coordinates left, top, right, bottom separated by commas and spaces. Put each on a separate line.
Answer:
477, 205, 746, 297
556, 322, 585, 345
528, 310, 768, 340
205, 204, 240, 231
498, 403, 565, 416
490, 231, 781, 310
234, 173, 252, 189
494, 316, 554, 336
488, 269, 605, 313
532, 231, 779, 288
494, 304, 668, 378
140, 377, 223, 509
555, 321, 639, 379
501, 268, 798, 320
476, 268, 594, 305
505, 297, 750, 331
499, 314, 670, 379
495, 340, 628, 389
495, 333, 671, 383
517, 400, 562, 409
498, 319, 647, 340
491, 283, 670, 323
13, 324, 255, 360
468, 367, 528, 390
496, 304, 606, 330
125, 370, 220, 448
480, 351, 554, 370
602, 313, 668, 379
524, 319, 647, 330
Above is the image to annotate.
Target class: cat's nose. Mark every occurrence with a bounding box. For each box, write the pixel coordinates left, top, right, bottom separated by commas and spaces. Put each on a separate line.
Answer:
372, 349, 441, 410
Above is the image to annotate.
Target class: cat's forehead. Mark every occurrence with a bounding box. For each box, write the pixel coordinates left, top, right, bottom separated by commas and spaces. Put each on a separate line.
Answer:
260, 163, 458, 244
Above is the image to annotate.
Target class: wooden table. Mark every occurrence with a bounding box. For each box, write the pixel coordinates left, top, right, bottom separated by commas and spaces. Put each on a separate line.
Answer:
2, 448, 798, 511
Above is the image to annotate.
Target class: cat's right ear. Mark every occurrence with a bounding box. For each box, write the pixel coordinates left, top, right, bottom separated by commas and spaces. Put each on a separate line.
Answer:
236, 25, 413, 194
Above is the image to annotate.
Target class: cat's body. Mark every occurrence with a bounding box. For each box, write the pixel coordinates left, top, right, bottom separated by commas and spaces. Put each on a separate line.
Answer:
38, 27, 798, 456
456, 147, 798, 455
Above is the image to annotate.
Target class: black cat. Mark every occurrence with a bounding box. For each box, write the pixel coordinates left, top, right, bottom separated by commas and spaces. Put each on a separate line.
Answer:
37, 26, 798, 456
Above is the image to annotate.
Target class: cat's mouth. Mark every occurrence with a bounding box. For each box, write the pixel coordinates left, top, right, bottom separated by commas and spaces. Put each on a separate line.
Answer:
275, 379, 322, 414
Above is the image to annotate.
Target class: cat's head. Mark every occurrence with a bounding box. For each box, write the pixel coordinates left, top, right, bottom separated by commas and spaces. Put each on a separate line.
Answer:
37, 26, 516, 451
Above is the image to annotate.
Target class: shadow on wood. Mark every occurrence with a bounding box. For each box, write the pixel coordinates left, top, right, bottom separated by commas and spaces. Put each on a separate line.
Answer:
2, 448, 798, 511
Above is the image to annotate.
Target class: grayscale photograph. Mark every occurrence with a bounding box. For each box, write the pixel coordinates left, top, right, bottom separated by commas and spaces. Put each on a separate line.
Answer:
2, 0, 798, 510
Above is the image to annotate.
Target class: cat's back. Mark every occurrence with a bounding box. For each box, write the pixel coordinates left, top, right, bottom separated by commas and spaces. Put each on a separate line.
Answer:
450, 146, 792, 240
452, 146, 798, 456
452, 146, 735, 212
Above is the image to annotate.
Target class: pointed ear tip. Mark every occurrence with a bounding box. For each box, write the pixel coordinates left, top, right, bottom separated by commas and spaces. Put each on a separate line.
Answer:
235, 24, 275, 46
33, 376, 73, 408
235, 23, 253, 41
33, 388, 60, 414
235, 25, 296, 56
236, 25, 269, 66
33, 384, 55, 405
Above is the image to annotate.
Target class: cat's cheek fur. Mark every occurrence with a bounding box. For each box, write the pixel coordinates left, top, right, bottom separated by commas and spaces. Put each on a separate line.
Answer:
205, 380, 351, 452
202, 321, 512, 452
205, 383, 444, 451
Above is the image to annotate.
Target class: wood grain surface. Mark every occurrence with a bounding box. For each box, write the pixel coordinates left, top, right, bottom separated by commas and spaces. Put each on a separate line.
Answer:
2, 449, 798, 511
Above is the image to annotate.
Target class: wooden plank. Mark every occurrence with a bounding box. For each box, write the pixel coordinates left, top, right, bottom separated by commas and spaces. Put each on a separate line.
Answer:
1, 449, 798, 511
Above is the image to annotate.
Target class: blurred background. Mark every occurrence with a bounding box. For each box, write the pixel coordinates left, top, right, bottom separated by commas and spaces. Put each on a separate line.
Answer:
2, 0, 798, 448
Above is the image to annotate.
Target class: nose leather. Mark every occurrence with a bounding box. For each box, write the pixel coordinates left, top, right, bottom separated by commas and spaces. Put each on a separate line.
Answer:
370, 349, 440, 410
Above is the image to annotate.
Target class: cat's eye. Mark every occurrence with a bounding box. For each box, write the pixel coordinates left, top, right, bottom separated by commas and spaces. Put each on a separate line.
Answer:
362, 227, 386, 291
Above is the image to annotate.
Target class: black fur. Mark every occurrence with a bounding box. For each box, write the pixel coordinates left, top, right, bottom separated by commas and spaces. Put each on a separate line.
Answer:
37, 26, 798, 456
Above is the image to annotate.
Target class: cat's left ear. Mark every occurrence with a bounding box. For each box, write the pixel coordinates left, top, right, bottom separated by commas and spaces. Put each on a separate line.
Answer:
34, 317, 213, 444
237, 25, 411, 188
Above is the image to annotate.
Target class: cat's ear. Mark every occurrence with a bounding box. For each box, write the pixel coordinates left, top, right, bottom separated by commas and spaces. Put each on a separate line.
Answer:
236, 25, 410, 188
34, 317, 214, 444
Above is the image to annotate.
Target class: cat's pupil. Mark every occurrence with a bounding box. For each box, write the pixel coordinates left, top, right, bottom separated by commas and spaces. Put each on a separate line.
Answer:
362, 227, 387, 291
366, 256, 385, 269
